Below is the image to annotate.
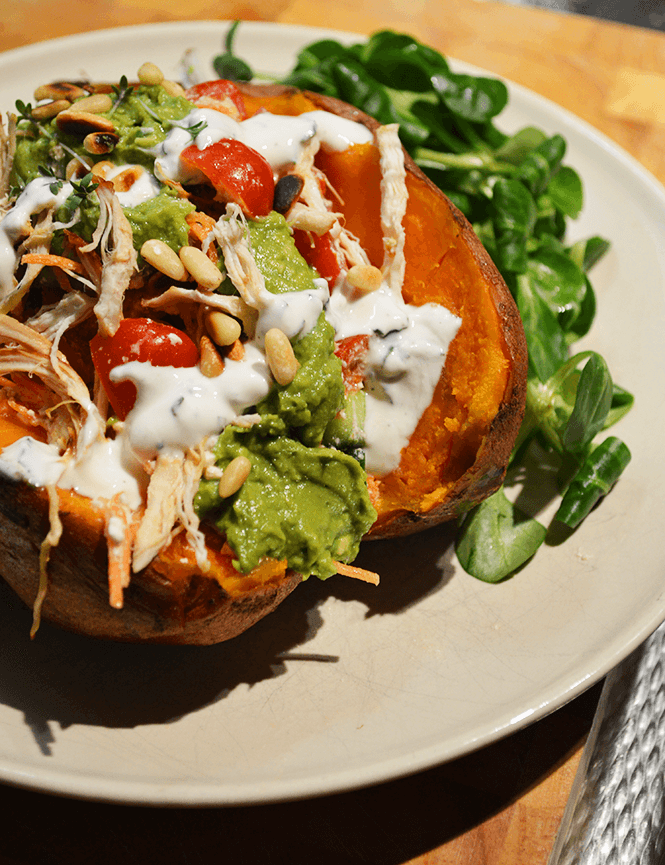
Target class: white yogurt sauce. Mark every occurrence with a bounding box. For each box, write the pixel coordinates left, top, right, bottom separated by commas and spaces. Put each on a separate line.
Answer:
327, 280, 461, 475
254, 281, 329, 341
57, 435, 147, 510
154, 107, 373, 182
0, 177, 73, 295
0, 436, 66, 486
112, 343, 272, 458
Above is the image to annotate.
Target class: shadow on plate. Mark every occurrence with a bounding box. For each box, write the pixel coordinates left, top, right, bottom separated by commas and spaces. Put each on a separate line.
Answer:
0, 520, 454, 749
0, 680, 602, 865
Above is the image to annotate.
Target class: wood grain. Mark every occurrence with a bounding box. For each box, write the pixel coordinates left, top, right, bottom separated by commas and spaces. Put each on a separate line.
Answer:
0, 1, 662, 862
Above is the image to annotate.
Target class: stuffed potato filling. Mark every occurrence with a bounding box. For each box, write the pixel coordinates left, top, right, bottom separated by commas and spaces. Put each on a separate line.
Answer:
0, 68, 462, 618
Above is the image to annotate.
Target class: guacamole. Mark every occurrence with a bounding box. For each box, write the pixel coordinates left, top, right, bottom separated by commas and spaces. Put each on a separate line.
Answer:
196, 311, 376, 577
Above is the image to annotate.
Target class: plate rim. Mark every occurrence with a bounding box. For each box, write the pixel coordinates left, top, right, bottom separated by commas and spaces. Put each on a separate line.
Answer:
0, 19, 663, 806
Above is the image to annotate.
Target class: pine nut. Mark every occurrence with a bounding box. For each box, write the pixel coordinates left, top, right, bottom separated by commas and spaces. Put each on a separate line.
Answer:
34, 82, 87, 102
56, 109, 115, 137
346, 264, 383, 295
218, 455, 251, 498
227, 339, 245, 361
31, 99, 70, 120
111, 166, 144, 193
199, 335, 225, 378
264, 328, 300, 386
83, 131, 119, 155
161, 79, 186, 97
141, 239, 188, 281
179, 246, 223, 291
206, 310, 241, 347
65, 158, 89, 180
91, 160, 115, 179
70, 93, 113, 114
137, 62, 165, 86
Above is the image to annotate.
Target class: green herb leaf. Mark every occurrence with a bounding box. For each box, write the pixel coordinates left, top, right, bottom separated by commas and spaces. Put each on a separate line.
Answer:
213, 20, 253, 82
555, 437, 631, 528
456, 488, 547, 582
562, 353, 613, 452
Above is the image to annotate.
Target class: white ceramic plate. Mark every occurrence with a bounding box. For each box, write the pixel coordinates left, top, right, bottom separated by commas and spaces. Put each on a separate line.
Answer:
0, 21, 662, 806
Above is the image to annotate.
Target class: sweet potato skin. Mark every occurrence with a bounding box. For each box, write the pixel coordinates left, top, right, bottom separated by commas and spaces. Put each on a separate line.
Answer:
0, 84, 526, 643
0, 479, 301, 644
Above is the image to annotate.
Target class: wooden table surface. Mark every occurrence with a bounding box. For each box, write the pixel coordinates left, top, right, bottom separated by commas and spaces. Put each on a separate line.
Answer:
1, 1, 663, 863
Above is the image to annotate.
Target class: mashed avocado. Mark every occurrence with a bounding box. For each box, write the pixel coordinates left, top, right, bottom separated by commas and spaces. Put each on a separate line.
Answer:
196, 315, 376, 578
197, 237, 376, 577
11, 84, 197, 255
75, 186, 196, 255
11, 84, 193, 187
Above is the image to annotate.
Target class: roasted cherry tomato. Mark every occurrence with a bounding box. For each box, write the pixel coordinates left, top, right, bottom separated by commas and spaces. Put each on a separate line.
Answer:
335, 334, 369, 394
184, 80, 247, 120
293, 229, 342, 287
90, 318, 199, 419
180, 139, 274, 219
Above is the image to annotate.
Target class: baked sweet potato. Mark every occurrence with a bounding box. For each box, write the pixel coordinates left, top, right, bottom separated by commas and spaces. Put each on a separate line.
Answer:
0, 75, 526, 644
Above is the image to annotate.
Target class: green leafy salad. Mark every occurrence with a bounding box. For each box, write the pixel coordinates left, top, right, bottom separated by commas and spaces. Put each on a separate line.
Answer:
216, 24, 633, 583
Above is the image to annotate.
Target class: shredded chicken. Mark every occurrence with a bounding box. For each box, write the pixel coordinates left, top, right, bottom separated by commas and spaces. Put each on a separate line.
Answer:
83, 180, 137, 337
291, 135, 370, 271
0, 206, 58, 315
0, 313, 104, 453
31, 483, 63, 638
0, 113, 17, 217
377, 124, 408, 297
212, 204, 269, 315
143, 284, 256, 333
132, 451, 185, 573
26, 291, 95, 356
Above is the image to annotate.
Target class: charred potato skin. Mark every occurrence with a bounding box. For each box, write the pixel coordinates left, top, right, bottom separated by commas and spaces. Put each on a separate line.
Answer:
0, 84, 526, 643
0, 480, 301, 644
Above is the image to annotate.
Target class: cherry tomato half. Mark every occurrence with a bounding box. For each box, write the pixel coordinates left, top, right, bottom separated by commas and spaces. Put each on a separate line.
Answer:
90, 318, 199, 419
184, 80, 247, 120
335, 334, 369, 394
293, 229, 342, 288
180, 138, 274, 219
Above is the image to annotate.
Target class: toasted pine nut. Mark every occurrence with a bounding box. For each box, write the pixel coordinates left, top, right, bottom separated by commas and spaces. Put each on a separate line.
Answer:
218, 456, 251, 498
227, 339, 245, 361
83, 131, 119, 155
70, 93, 113, 115
34, 82, 87, 102
161, 79, 186, 97
111, 166, 144, 193
31, 99, 70, 120
199, 335, 225, 378
65, 158, 89, 180
264, 328, 300, 386
138, 62, 165, 86
91, 160, 116, 179
206, 310, 241, 347
179, 246, 223, 291
141, 239, 188, 281
286, 203, 337, 235
56, 109, 115, 137
346, 264, 383, 295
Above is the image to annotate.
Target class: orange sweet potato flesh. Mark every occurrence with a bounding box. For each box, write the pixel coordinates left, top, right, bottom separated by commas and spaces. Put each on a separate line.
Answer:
0, 85, 526, 644
242, 86, 528, 537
